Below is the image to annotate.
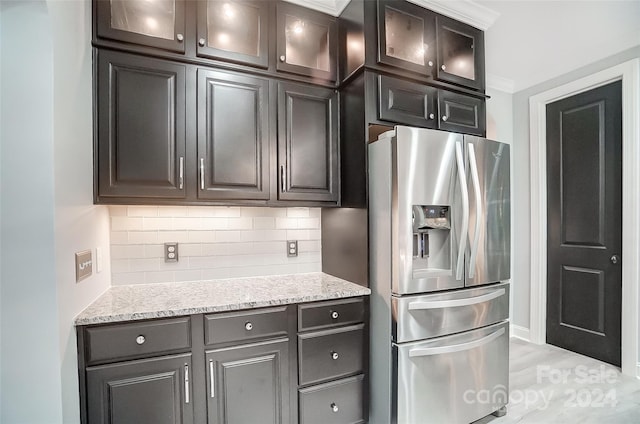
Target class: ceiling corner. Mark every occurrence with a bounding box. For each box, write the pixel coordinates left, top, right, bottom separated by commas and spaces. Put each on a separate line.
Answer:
486, 74, 516, 94
407, 0, 500, 30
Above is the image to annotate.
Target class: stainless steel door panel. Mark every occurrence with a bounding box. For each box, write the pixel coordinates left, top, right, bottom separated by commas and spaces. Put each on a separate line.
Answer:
464, 136, 511, 286
392, 282, 509, 343
392, 126, 465, 295
393, 321, 509, 424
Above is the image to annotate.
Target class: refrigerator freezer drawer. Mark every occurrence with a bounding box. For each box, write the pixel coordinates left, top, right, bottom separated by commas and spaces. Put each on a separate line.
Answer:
392, 282, 509, 343
393, 321, 509, 424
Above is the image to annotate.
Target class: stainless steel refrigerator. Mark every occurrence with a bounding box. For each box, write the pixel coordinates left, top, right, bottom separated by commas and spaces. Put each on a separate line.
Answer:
368, 126, 511, 424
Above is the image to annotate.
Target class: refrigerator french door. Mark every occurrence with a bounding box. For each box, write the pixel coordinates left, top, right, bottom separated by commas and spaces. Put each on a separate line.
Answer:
368, 126, 511, 424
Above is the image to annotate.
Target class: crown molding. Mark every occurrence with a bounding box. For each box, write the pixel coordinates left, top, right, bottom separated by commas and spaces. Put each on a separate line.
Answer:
486, 73, 516, 93
406, 0, 500, 30
282, 0, 351, 16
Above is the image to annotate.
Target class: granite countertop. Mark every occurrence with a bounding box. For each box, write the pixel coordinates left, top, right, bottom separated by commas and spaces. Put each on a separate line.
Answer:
75, 272, 370, 326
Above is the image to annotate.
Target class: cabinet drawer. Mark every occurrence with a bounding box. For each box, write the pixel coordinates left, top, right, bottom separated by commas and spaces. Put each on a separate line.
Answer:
378, 75, 437, 129
204, 306, 289, 346
85, 317, 191, 364
298, 324, 364, 386
299, 375, 365, 424
298, 298, 364, 331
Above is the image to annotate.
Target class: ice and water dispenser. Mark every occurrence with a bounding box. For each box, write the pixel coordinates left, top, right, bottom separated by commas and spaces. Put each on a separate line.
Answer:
411, 205, 452, 277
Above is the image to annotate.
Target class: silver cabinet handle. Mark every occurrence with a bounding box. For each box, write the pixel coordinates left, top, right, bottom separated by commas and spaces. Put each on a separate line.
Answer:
331, 403, 339, 413
331, 351, 339, 360
409, 327, 505, 357
209, 359, 215, 398
200, 158, 205, 190
331, 311, 339, 319
176, 33, 184, 42
184, 364, 190, 404
245, 322, 253, 331
179, 156, 184, 190
428, 60, 433, 67
454, 141, 468, 281
199, 38, 206, 47
136, 335, 145, 345
442, 115, 448, 122
280, 165, 285, 193
441, 65, 446, 71
408, 288, 505, 310
611, 255, 620, 264
468, 144, 482, 278
279, 55, 286, 62
428, 113, 435, 120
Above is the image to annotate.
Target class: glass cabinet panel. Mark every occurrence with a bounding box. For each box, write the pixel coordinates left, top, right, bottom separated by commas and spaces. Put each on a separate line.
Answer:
440, 28, 475, 80
206, 2, 261, 57
284, 14, 330, 72
110, 0, 176, 40
384, 7, 426, 66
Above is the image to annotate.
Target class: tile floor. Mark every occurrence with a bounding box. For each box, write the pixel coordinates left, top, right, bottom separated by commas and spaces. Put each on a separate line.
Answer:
475, 338, 640, 424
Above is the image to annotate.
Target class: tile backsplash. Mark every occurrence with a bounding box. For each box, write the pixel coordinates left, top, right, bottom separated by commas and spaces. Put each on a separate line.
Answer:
109, 206, 322, 285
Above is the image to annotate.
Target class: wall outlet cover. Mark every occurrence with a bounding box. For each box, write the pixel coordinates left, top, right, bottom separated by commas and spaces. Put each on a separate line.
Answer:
75, 250, 93, 283
287, 240, 298, 257
165, 242, 179, 262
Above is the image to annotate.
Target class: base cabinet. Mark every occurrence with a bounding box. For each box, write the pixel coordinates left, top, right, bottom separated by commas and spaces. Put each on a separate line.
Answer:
206, 339, 290, 424
78, 299, 367, 424
86, 353, 194, 424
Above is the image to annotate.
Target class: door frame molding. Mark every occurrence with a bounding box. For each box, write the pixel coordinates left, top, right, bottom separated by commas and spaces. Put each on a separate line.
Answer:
528, 58, 640, 377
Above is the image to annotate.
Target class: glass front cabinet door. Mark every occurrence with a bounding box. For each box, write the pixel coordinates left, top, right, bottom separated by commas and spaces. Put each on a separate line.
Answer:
435, 15, 485, 90
196, 0, 269, 68
276, 2, 337, 81
95, 0, 186, 53
377, 0, 436, 77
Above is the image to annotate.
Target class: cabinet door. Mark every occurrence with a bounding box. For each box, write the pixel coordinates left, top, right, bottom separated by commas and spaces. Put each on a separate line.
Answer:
437, 90, 486, 136
206, 339, 290, 424
276, 2, 337, 81
377, 0, 436, 77
277, 82, 339, 203
377, 74, 437, 128
435, 15, 485, 91
196, 0, 269, 68
197, 69, 270, 201
86, 353, 194, 424
95, 0, 186, 53
96, 50, 186, 200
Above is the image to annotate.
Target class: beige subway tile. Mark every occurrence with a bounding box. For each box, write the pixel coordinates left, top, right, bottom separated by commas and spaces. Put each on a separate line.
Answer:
111, 271, 146, 285
144, 244, 164, 258
145, 271, 175, 284
287, 207, 310, 218
174, 270, 203, 283
297, 218, 320, 229
127, 206, 159, 217
253, 217, 275, 229
296, 262, 322, 273
158, 258, 191, 271
179, 243, 203, 257
227, 218, 253, 230
129, 258, 161, 272
143, 217, 172, 231
201, 268, 231, 280
157, 231, 189, 243
188, 231, 216, 243
111, 259, 130, 273
286, 229, 310, 240
200, 218, 229, 230
110, 231, 129, 244
251, 241, 282, 254
108, 205, 128, 216
158, 206, 189, 217
309, 208, 322, 218
172, 217, 203, 230
111, 245, 145, 259
128, 231, 158, 244
111, 216, 143, 231
275, 217, 298, 229
298, 240, 321, 253
215, 231, 243, 243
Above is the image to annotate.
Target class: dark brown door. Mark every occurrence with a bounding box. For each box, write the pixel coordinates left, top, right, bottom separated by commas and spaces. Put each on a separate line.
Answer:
546, 80, 622, 366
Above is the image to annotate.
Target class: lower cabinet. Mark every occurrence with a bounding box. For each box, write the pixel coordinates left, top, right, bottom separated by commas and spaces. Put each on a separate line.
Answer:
78, 299, 367, 424
86, 353, 194, 424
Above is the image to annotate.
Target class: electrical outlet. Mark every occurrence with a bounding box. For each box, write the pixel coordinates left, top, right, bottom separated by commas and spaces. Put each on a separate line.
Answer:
287, 240, 298, 257
164, 242, 179, 262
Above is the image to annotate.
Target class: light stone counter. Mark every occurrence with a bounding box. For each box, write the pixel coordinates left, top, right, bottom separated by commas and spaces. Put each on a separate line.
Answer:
75, 272, 370, 326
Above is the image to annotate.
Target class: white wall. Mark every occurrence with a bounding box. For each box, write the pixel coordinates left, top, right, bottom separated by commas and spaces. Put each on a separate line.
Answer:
109, 206, 322, 284
0, 1, 63, 422
511, 45, 640, 334
47, 0, 112, 422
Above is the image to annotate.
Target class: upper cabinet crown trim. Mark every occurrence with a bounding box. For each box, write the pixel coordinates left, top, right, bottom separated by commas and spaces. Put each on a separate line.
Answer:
283, 0, 351, 16
407, 0, 500, 30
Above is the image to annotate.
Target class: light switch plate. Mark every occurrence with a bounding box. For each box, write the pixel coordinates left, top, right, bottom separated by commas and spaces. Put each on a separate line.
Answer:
75, 250, 93, 283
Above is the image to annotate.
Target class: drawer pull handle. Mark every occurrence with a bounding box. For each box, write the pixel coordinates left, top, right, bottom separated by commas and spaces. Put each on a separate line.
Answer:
331, 311, 339, 319
245, 322, 253, 331
331, 351, 339, 360
409, 327, 505, 357
135, 335, 146, 345
408, 288, 506, 310
184, 364, 190, 404
331, 403, 339, 413
209, 359, 215, 398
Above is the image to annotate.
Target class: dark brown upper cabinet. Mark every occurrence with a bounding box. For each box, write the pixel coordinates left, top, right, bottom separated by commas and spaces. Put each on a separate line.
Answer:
195, 0, 269, 69
437, 89, 485, 136
377, 0, 436, 77
276, 2, 338, 82
95, 0, 186, 53
435, 15, 485, 91
96, 50, 187, 201
377, 74, 437, 129
277, 82, 339, 203
197, 69, 271, 201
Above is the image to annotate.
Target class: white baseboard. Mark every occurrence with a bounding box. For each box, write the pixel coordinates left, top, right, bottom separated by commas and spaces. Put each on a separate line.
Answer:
510, 324, 531, 342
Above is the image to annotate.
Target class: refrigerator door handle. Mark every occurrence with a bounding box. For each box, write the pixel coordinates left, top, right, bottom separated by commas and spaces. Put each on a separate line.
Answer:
408, 327, 505, 357
408, 288, 506, 310
468, 143, 482, 279
455, 141, 469, 281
